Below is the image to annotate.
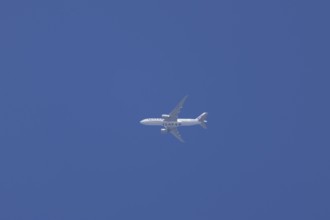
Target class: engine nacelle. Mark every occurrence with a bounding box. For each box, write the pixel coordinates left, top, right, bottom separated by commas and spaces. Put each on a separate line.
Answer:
161, 128, 168, 134
162, 114, 170, 119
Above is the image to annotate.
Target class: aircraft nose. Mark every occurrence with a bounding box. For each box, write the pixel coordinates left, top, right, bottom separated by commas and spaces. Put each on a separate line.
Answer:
140, 119, 145, 124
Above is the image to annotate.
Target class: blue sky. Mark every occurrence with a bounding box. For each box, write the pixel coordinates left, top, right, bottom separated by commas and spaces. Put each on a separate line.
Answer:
1, 0, 329, 219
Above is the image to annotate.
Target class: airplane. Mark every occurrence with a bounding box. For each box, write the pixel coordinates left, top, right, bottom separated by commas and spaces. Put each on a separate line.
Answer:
140, 96, 208, 142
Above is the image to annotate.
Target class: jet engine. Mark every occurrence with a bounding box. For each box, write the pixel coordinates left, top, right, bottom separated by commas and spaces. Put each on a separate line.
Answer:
161, 114, 170, 119
161, 128, 168, 134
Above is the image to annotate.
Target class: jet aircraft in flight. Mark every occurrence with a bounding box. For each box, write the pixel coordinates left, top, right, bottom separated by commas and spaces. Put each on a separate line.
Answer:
140, 96, 208, 142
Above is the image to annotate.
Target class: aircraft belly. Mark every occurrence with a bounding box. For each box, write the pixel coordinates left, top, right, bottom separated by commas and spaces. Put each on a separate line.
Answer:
148, 121, 163, 126
178, 119, 199, 126
180, 122, 198, 126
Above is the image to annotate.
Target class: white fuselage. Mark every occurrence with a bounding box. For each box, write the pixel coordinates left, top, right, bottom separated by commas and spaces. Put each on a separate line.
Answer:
140, 118, 200, 127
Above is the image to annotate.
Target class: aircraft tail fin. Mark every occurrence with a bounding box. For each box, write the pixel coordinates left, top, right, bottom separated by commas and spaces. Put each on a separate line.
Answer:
197, 112, 208, 129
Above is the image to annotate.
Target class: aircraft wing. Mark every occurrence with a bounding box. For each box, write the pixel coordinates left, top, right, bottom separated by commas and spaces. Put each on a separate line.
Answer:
168, 96, 188, 121
169, 127, 184, 143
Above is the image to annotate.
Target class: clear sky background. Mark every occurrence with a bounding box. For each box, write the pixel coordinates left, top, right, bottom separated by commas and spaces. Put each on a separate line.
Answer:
1, 0, 329, 219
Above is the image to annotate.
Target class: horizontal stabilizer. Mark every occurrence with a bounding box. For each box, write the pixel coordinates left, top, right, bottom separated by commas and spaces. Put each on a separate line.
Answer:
197, 112, 208, 129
